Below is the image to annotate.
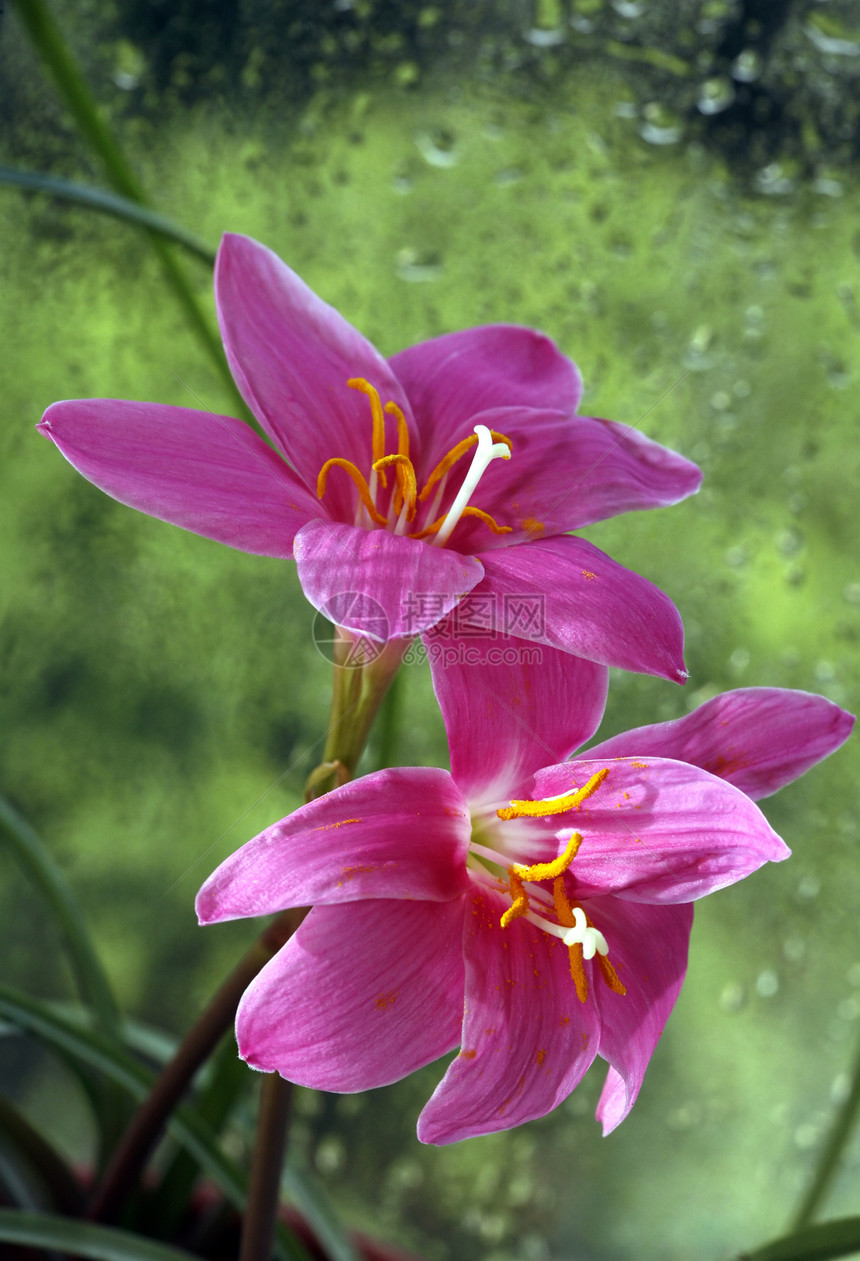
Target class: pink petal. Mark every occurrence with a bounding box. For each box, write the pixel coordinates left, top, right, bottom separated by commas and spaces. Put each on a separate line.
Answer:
38, 400, 317, 557
588, 897, 694, 1133
389, 325, 583, 463
215, 234, 416, 516
196, 767, 470, 923
294, 519, 484, 639
237, 899, 465, 1091
531, 756, 790, 903
417, 887, 599, 1144
587, 688, 855, 801
442, 409, 702, 553
476, 535, 688, 683
425, 629, 608, 802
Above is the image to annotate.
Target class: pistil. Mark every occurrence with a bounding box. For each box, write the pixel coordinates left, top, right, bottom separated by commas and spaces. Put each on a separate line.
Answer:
432, 425, 512, 546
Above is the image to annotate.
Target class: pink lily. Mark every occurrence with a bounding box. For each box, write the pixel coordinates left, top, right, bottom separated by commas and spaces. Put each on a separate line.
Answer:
196, 643, 853, 1143
37, 233, 701, 681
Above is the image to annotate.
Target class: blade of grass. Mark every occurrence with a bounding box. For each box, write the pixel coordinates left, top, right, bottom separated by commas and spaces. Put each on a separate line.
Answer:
0, 1209, 197, 1261
741, 1216, 860, 1261
0, 796, 119, 1038
10, 0, 251, 422
0, 168, 215, 264
0, 987, 311, 1261
0, 1092, 84, 1216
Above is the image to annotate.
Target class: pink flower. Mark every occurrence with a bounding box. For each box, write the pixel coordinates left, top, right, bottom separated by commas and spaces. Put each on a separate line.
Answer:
37, 234, 701, 681
196, 643, 853, 1143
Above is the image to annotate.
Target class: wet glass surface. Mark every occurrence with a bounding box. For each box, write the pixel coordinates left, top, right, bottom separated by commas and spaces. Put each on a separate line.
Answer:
1, 3, 859, 1257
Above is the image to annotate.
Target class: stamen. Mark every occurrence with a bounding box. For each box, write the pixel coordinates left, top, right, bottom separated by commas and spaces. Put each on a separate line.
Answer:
498, 833, 581, 929
419, 430, 513, 502
409, 505, 513, 541
500, 869, 528, 928
385, 401, 409, 459
373, 454, 418, 521
497, 768, 610, 821
432, 425, 512, 548
512, 831, 583, 885
317, 458, 388, 527
347, 378, 387, 464
596, 954, 627, 996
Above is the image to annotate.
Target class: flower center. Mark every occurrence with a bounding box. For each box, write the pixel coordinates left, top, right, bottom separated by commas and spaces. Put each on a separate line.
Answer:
315, 378, 514, 544
468, 768, 626, 1003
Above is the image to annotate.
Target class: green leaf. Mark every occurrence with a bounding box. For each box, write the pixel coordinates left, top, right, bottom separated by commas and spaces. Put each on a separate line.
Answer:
0, 987, 311, 1261
0, 797, 120, 1037
0, 1092, 84, 1215
284, 1166, 363, 1261
0, 1208, 197, 1261
742, 1217, 860, 1260
0, 168, 215, 264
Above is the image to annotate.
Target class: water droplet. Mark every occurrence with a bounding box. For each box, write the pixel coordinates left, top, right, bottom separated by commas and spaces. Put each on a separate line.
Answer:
524, 26, 565, 47
729, 647, 750, 674
794, 1122, 819, 1150
814, 660, 836, 683
804, 18, 860, 57
719, 981, 746, 1013
755, 163, 795, 196
495, 166, 526, 186
775, 527, 805, 556
315, 1135, 346, 1174
731, 48, 763, 82
639, 102, 684, 146
697, 76, 735, 116
842, 582, 860, 605
813, 176, 844, 198
415, 128, 459, 167
395, 247, 443, 282
666, 1101, 703, 1130
831, 1072, 851, 1104
756, 970, 779, 998
783, 937, 807, 964
798, 875, 820, 900
710, 390, 732, 412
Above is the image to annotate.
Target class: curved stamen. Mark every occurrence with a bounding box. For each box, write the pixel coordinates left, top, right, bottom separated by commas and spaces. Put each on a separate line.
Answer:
373, 453, 418, 521
419, 429, 513, 502
385, 401, 410, 459
317, 458, 388, 527
348, 378, 387, 463
497, 768, 609, 821
409, 504, 512, 541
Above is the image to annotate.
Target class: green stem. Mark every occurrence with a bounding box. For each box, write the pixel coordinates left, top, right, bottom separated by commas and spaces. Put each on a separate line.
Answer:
0, 167, 215, 264
86, 909, 305, 1224
10, 0, 249, 420
788, 1030, 860, 1232
306, 637, 410, 800
373, 669, 403, 771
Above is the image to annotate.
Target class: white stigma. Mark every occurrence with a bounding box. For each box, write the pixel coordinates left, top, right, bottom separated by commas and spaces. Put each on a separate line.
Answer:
562, 907, 609, 961
433, 424, 511, 547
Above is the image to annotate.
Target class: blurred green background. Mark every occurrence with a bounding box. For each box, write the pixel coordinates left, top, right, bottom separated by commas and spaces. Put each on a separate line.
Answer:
1, 1, 859, 1257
